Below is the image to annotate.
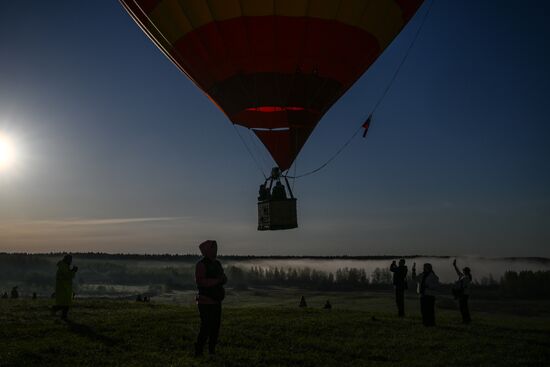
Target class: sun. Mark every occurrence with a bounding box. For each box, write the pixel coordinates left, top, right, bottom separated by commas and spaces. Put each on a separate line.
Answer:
0, 133, 17, 171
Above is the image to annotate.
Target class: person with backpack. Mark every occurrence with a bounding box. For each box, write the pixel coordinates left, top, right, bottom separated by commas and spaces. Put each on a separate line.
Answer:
194, 240, 227, 357
452, 259, 472, 324
412, 262, 439, 326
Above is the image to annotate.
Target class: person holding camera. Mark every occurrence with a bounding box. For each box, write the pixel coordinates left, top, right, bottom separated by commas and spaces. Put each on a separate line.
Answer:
390, 259, 408, 317
195, 240, 227, 357
412, 262, 439, 326
453, 259, 472, 324
51, 254, 78, 320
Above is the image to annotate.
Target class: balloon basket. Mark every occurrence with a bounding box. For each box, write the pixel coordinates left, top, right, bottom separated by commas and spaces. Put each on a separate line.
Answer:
257, 198, 297, 231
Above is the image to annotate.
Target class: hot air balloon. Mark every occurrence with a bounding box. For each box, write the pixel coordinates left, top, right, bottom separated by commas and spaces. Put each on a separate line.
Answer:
120, 0, 424, 230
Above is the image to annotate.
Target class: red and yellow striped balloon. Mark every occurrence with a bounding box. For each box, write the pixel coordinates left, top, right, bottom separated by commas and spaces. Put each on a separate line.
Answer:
120, 0, 424, 171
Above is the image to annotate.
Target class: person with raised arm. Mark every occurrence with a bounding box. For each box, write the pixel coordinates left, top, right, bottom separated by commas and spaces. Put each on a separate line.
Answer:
390, 259, 408, 317
453, 259, 472, 324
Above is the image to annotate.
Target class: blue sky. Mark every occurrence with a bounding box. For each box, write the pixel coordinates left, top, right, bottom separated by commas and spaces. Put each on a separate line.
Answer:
0, 1, 549, 256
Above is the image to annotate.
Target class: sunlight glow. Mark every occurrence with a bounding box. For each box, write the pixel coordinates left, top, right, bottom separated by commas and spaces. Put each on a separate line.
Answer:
0, 133, 17, 171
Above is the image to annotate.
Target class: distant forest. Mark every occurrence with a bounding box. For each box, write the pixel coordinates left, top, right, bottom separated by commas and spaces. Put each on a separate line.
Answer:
2, 252, 548, 262
0, 253, 549, 299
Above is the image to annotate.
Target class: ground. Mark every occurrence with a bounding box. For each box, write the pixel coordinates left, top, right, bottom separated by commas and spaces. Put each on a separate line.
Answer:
1, 290, 549, 367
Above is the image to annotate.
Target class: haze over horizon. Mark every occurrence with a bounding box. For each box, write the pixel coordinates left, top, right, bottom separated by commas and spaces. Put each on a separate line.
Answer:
1, 1, 549, 256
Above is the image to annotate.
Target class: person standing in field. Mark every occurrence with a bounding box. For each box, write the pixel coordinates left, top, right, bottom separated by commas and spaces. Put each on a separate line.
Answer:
412, 262, 439, 326
51, 254, 78, 320
390, 259, 408, 317
195, 240, 227, 357
10, 286, 19, 299
453, 259, 472, 324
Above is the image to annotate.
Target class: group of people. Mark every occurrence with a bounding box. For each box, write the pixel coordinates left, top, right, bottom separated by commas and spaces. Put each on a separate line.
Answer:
1, 287, 19, 299
1, 288, 39, 300
47, 244, 473, 358
258, 181, 288, 201
390, 258, 472, 326
192, 244, 474, 357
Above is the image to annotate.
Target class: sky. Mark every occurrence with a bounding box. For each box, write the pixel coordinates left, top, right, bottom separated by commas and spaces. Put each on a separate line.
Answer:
0, 1, 549, 256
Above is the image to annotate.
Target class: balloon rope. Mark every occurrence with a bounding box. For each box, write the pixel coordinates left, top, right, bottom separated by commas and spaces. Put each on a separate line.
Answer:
370, 0, 435, 115
127, 0, 267, 179
246, 127, 271, 172
285, 127, 363, 179
233, 125, 268, 179
285, 0, 435, 180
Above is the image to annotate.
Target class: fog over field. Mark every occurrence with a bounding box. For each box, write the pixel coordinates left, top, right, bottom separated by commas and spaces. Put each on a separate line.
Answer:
227, 257, 550, 283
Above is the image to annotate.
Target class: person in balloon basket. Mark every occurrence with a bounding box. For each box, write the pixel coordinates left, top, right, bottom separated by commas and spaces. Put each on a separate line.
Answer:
390, 259, 408, 317
271, 181, 287, 200
258, 183, 270, 201
51, 254, 78, 320
195, 240, 227, 357
412, 262, 439, 326
452, 259, 472, 324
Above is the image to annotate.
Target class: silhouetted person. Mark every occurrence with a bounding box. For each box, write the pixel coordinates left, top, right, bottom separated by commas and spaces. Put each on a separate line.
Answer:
195, 240, 226, 357
143, 296, 150, 303
453, 259, 472, 324
1, 292, 7, 299
51, 254, 78, 320
271, 181, 287, 200
10, 286, 19, 299
390, 259, 408, 317
412, 262, 439, 326
258, 183, 270, 201
299, 296, 307, 308
323, 300, 332, 310
32, 292, 37, 300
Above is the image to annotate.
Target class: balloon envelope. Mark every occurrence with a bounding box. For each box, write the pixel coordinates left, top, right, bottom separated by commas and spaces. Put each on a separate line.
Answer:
120, 0, 424, 170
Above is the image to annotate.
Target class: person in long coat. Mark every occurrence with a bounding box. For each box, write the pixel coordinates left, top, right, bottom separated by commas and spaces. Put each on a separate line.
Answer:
51, 254, 78, 320
194, 240, 227, 357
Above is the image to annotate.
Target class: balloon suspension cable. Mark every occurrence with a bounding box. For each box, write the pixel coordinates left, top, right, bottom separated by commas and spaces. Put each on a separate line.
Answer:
285, 0, 435, 180
124, 0, 268, 179
232, 124, 267, 179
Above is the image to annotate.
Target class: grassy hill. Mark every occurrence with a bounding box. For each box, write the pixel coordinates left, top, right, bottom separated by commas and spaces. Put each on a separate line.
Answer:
1, 294, 550, 367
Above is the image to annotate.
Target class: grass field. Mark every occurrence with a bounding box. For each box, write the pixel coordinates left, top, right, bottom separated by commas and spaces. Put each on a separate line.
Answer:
1, 291, 549, 367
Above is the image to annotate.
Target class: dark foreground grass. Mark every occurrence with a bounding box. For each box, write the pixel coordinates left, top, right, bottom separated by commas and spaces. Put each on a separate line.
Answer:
1, 299, 549, 367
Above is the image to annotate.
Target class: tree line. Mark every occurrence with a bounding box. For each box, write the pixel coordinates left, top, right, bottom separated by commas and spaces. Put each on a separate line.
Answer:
1, 253, 549, 298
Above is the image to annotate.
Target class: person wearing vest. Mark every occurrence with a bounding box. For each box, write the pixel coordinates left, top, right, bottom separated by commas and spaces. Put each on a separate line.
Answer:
453, 259, 472, 324
390, 259, 408, 317
195, 240, 227, 357
412, 262, 439, 326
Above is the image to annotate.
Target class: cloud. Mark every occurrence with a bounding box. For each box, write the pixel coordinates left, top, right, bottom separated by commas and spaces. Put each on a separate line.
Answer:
6, 217, 185, 227
0, 216, 264, 253
0, 217, 191, 251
